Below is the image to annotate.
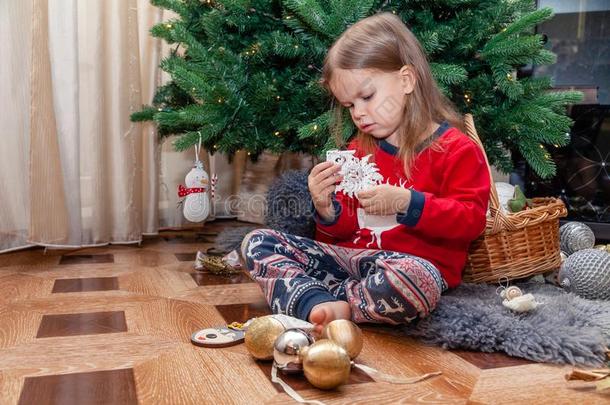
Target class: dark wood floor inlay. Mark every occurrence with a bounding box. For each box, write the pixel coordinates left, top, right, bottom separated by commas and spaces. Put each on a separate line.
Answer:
52, 277, 119, 293
216, 302, 272, 324
162, 235, 215, 244
18, 368, 137, 405
174, 252, 197, 262
191, 271, 254, 286
37, 311, 127, 338
59, 254, 114, 265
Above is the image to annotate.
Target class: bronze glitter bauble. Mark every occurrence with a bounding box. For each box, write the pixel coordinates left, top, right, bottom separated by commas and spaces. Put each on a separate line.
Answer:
244, 316, 286, 360
321, 319, 363, 359
300, 339, 351, 390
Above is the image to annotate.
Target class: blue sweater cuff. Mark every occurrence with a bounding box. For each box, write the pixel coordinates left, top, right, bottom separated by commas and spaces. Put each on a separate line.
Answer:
296, 289, 337, 321
314, 194, 342, 226
397, 189, 425, 227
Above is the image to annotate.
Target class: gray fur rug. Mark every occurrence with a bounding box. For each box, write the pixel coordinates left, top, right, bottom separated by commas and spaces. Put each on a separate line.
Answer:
403, 281, 610, 366
215, 225, 259, 253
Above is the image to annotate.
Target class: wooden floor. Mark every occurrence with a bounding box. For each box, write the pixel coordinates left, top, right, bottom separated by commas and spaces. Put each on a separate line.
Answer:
0, 220, 607, 404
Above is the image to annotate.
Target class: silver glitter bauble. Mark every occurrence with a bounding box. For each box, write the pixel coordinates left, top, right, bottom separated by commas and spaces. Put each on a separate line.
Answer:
273, 328, 314, 373
558, 248, 610, 300
559, 222, 595, 255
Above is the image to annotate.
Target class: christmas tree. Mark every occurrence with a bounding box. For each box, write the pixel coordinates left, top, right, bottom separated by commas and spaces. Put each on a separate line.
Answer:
132, 0, 582, 179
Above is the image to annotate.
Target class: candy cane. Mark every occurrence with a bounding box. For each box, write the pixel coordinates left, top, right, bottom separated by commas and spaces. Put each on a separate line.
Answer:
211, 173, 218, 199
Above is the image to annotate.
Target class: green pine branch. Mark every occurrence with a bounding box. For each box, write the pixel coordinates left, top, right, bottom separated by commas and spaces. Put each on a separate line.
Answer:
133, 0, 583, 179
430, 63, 468, 86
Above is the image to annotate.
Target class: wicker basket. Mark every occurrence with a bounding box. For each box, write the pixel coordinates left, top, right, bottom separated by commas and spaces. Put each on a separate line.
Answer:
462, 114, 568, 283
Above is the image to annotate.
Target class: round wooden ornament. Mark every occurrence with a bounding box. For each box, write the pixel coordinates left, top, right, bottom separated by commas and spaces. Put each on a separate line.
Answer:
191, 326, 245, 348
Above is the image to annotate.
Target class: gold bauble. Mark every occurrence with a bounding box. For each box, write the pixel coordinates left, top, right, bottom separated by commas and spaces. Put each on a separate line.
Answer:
321, 319, 363, 359
300, 339, 351, 390
244, 316, 286, 360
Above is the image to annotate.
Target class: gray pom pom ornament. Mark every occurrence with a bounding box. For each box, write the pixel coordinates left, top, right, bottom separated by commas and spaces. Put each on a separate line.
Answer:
559, 222, 595, 255
558, 248, 610, 300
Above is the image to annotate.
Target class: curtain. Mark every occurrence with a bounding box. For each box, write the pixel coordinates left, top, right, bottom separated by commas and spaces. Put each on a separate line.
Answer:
0, 0, 247, 253
0, 1, 522, 254
0, 0, 34, 252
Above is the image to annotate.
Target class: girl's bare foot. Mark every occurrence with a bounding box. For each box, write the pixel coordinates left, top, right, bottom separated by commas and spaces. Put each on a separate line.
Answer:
308, 300, 351, 337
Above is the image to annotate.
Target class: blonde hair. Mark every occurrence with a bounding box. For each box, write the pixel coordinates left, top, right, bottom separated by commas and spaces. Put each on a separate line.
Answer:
321, 12, 463, 179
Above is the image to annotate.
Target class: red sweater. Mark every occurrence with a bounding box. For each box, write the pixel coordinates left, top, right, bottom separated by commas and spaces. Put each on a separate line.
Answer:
314, 123, 490, 288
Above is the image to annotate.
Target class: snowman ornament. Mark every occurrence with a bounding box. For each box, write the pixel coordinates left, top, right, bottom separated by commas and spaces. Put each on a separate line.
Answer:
178, 136, 216, 222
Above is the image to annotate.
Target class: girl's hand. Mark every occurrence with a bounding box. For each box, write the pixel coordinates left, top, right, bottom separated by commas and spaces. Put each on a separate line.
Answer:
308, 161, 343, 220
357, 184, 411, 215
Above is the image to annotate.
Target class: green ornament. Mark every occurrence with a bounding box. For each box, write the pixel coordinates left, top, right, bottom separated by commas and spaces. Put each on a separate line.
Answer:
507, 185, 533, 213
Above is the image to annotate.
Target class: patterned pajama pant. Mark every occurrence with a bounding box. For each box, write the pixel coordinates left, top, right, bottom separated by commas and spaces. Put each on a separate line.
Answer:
241, 229, 447, 325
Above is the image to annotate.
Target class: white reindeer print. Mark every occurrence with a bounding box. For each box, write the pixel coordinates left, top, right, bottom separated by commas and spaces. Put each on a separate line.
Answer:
281, 278, 297, 293
403, 313, 418, 323
319, 272, 340, 289
380, 251, 406, 260
289, 239, 325, 260
360, 260, 377, 276
371, 271, 384, 286
355, 178, 412, 249
272, 297, 283, 314
273, 244, 291, 256
246, 235, 264, 259
357, 208, 402, 249
377, 296, 404, 315
353, 229, 363, 245
302, 245, 325, 257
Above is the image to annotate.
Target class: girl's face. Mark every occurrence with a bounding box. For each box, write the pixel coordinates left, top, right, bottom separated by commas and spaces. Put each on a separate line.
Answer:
329, 68, 414, 145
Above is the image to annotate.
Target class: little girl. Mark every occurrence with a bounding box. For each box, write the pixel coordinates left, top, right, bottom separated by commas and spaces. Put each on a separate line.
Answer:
241, 13, 490, 332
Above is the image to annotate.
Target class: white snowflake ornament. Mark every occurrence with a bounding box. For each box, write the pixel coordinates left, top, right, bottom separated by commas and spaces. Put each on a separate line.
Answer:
326, 149, 383, 197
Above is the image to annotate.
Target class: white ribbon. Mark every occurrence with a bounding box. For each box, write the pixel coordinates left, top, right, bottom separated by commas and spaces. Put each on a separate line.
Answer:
271, 364, 326, 405
353, 363, 441, 384
194, 131, 202, 163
